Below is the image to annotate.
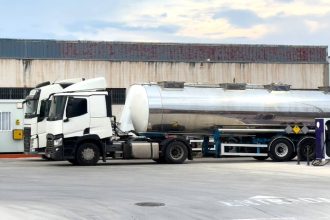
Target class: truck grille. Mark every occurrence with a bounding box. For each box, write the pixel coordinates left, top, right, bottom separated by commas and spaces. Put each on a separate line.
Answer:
46, 134, 54, 154
23, 127, 31, 153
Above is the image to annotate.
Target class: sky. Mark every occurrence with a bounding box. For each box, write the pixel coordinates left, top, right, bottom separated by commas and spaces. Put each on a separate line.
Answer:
0, 0, 329, 48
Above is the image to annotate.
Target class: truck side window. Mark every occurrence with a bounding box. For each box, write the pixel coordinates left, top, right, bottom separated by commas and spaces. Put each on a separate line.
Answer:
38, 100, 51, 121
66, 97, 87, 118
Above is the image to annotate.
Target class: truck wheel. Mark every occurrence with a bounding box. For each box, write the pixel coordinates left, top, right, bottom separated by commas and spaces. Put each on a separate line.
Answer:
253, 156, 269, 161
76, 142, 100, 166
164, 141, 188, 164
67, 159, 78, 165
269, 137, 294, 162
297, 137, 316, 161
42, 155, 53, 161
153, 157, 165, 164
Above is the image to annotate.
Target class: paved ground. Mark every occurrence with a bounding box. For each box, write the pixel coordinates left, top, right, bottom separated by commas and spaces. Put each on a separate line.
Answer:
0, 158, 330, 220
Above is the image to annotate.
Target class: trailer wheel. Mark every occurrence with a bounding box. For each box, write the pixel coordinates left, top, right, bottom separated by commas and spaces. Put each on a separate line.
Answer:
289, 152, 297, 160
253, 156, 269, 161
297, 137, 316, 161
164, 141, 188, 164
76, 142, 100, 166
269, 137, 294, 162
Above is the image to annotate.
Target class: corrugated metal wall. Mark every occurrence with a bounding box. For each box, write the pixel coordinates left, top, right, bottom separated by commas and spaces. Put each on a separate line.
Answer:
0, 59, 325, 89
0, 39, 327, 63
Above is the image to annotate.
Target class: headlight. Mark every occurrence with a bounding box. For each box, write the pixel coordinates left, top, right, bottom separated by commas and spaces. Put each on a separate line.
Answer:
54, 138, 63, 147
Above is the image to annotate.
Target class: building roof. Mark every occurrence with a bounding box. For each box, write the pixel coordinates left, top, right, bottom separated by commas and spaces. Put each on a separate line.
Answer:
0, 38, 327, 63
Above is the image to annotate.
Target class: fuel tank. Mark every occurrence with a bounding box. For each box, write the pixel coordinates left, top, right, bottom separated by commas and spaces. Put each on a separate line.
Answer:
119, 82, 330, 132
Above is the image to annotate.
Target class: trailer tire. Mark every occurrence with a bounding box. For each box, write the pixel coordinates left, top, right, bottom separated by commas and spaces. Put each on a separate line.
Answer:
297, 137, 316, 161
289, 152, 297, 160
76, 142, 100, 166
164, 141, 188, 164
253, 156, 269, 161
269, 137, 294, 162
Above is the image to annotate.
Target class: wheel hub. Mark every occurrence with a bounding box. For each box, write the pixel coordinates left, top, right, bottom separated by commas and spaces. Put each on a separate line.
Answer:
82, 148, 95, 160
170, 146, 183, 160
274, 143, 288, 157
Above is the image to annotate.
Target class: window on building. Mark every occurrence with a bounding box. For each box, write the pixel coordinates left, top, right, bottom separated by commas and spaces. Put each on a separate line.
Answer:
0, 112, 11, 131
0, 88, 33, 99
109, 88, 126, 105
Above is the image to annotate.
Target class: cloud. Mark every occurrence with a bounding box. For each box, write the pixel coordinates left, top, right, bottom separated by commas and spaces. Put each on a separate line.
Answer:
66, 20, 179, 34
213, 9, 263, 28
304, 19, 329, 33
0, 0, 330, 49
176, 18, 272, 40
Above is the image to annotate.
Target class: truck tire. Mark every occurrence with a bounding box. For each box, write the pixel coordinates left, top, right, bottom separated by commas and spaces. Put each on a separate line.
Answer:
42, 154, 53, 161
153, 157, 165, 164
67, 159, 78, 165
76, 142, 100, 166
269, 137, 294, 162
164, 141, 188, 164
253, 156, 269, 161
297, 136, 316, 161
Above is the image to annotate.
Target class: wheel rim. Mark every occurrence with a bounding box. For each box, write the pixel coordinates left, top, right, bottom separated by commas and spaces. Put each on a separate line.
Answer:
82, 148, 95, 160
170, 145, 184, 160
274, 143, 289, 157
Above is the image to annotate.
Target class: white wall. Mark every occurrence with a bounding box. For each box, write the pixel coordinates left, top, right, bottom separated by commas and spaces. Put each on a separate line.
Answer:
0, 59, 326, 89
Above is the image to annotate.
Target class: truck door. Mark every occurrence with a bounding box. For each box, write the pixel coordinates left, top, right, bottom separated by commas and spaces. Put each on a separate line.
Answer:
63, 97, 90, 138
37, 100, 51, 149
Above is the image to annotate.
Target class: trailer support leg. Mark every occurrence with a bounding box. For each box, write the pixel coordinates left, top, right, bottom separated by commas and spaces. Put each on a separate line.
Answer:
202, 136, 209, 157
297, 144, 301, 165
214, 130, 221, 158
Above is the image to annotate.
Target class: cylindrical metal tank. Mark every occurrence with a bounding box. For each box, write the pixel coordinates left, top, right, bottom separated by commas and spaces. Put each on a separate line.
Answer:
119, 83, 330, 132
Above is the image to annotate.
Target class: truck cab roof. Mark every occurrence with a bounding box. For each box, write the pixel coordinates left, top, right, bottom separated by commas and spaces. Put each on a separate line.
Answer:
54, 91, 108, 97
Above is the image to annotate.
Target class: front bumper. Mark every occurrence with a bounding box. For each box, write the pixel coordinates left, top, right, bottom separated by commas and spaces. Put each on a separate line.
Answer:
23, 127, 32, 153
24, 127, 46, 154
45, 134, 65, 161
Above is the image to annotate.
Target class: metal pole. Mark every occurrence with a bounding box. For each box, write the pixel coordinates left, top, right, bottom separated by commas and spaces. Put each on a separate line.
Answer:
297, 145, 300, 165
307, 146, 310, 166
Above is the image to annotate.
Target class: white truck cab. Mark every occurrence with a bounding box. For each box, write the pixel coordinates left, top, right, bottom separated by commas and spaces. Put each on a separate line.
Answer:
24, 79, 84, 156
45, 78, 191, 165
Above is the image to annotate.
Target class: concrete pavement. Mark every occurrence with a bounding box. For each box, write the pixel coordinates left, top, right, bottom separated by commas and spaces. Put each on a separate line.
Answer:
0, 158, 329, 220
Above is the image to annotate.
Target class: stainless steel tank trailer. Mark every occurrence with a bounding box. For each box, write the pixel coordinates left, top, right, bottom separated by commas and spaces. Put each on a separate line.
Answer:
45, 78, 330, 165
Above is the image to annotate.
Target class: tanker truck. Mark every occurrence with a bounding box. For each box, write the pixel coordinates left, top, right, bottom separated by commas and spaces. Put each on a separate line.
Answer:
45, 77, 330, 165
24, 78, 84, 157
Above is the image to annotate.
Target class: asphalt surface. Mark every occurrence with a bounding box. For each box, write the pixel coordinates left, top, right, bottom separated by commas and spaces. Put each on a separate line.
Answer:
0, 158, 330, 220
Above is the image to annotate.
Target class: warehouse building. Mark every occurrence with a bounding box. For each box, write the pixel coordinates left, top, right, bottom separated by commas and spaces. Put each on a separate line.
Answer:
0, 38, 327, 90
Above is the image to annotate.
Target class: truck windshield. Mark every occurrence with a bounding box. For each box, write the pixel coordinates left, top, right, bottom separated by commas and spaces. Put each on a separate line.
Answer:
25, 99, 38, 118
48, 96, 67, 121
